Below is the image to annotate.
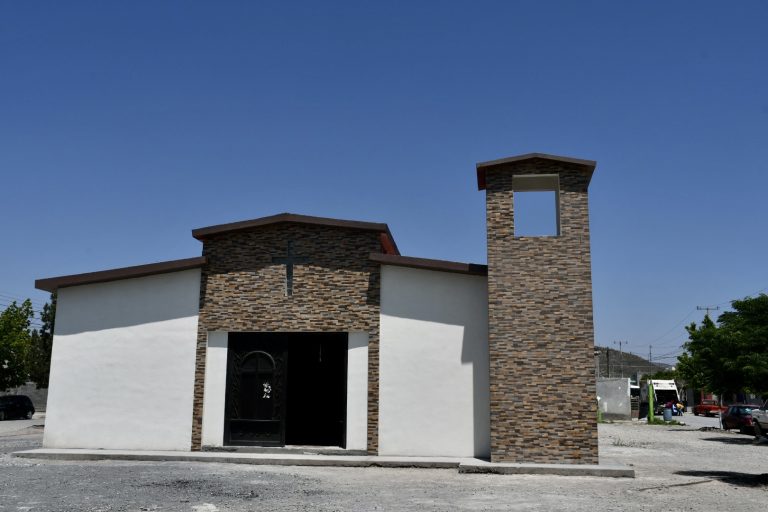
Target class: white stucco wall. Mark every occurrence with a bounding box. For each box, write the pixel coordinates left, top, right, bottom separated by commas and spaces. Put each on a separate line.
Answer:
379, 265, 490, 458
200, 331, 369, 450
43, 269, 201, 451
345, 331, 369, 451
201, 331, 228, 447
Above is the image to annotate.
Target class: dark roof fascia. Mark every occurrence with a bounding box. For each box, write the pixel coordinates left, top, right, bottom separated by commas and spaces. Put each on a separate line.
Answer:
192, 213, 399, 255
35, 256, 208, 293
370, 252, 487, 277
476, 153, 596, 190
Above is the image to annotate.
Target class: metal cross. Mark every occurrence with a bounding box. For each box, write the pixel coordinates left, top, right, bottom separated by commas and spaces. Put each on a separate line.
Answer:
271, 241, 309, 296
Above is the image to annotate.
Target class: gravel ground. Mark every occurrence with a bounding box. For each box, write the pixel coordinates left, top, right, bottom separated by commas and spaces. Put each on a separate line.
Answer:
0, 420, 765, 511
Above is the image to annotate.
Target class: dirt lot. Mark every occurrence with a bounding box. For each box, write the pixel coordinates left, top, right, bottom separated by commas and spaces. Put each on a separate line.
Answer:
0, 420, 765, 511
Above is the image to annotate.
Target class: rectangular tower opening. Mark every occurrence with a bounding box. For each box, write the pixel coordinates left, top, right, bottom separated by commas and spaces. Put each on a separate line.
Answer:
512, 175, 560, 237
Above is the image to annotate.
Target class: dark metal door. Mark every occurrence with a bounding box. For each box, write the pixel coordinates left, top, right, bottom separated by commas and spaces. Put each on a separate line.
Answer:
224, 344, 287, 446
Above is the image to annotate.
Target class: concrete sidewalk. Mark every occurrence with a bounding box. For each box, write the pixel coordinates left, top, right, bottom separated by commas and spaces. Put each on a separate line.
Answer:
13, 448, 634, 477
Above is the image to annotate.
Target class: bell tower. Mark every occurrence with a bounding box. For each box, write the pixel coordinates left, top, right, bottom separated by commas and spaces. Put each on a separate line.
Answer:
478, 153, 598, 464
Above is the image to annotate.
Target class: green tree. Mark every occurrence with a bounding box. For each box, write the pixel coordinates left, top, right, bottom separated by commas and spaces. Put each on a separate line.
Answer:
718, 294, 768, 395
0, 299, 34, 391
677, 294, 768, 398
28, 293, 56, 389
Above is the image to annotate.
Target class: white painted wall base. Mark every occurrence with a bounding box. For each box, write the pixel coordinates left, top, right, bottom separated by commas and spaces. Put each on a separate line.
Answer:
346, 332, 369, 451
201, 331, 228, 447
43, 270, 201, 451
379, 265, 490, 458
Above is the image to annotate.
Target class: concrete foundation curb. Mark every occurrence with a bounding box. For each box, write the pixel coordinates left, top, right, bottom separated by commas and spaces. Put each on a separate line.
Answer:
459, 462, 635, 478
12, 449, 634, 477
13, 449, 461, 469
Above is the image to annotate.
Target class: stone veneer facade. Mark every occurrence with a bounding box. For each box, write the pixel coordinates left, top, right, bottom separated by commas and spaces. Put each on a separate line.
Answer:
190, 223, 383, 452
484, 159, 598, 463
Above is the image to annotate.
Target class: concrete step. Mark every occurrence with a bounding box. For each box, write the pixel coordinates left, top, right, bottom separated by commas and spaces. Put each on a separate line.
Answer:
13, 448, 634, 477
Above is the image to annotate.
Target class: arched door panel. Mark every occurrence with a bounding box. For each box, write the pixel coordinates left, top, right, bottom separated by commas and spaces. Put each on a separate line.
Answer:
224, 346, 287, 446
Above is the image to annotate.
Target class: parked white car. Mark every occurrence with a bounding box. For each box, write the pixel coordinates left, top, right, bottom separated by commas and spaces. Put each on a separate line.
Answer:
752, 400, 768, 439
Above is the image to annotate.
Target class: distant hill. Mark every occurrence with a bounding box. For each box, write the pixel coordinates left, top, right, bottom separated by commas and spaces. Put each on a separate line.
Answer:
595, 346, 669, 380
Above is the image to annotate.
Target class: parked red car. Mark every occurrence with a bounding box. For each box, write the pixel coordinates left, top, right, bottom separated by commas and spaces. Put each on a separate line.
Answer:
692, 400, 727, 417
722, 404, 763, 434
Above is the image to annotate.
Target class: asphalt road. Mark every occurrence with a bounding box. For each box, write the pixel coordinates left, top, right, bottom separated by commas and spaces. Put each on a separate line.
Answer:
0, 415, 44, 435
676, 411, 721, 429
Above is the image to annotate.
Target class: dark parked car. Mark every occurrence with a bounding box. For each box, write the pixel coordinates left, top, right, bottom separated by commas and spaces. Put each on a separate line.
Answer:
722, 403, 762, 434
0, 395, 35, 420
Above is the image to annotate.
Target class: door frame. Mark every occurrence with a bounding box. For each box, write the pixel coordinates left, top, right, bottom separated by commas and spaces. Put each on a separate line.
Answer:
222, 332, 349, 448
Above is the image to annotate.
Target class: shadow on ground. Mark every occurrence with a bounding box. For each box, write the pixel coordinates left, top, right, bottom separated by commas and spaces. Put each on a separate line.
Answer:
675, 470, 768, 487
700, 436, 761, 445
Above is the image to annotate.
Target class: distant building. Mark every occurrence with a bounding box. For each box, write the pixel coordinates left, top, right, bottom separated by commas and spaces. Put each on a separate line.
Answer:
597, 378, 631, 420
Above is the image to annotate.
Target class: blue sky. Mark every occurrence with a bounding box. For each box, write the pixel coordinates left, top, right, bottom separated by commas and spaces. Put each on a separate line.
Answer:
1, 1, 766, 364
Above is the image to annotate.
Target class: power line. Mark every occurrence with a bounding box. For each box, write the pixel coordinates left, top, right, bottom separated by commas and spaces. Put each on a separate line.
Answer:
0, 291, 46, 304
0, 299, 47, 310
712, 286, 768, 306
0, 299, 47, 309
646, 308, 697, 345
0, 303, 46, 314
655, 346, 685, 359
652, 337, 689, 349
0, 296, 44, 304
639, 286, 768, 352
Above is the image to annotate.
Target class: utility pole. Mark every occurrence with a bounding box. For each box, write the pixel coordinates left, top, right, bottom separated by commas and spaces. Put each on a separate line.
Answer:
613, 340, 628, 378
697, 305, 720, 318
698, 305, 722, 425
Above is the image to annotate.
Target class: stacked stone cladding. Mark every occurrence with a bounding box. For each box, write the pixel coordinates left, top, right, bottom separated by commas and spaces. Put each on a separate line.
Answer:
485, 160, 598, 463
190, 223, 382, 452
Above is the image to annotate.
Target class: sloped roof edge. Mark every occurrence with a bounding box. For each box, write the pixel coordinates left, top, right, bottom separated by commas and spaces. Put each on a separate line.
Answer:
370, 252, 487, 276
476, 153, 596, 190
35, 256, 207, 292
192, 213, 399, 255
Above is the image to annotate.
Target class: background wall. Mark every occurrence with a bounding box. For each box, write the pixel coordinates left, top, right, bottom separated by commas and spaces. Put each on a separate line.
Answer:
43, 269, 200, 451
378, 265, 489, 458
597, 378, 631, 420
201, 331, 228, 447
345, 332, 369, 451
